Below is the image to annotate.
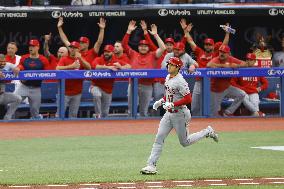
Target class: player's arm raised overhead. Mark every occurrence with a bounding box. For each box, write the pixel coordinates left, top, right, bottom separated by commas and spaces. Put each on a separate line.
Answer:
57, 17, 71, 47
221, 23, 231, 45
43, 33, 52, 58
180, 18, 197, 51
148, 24, 166, 58
122, 20, 137, 55
141, 20, 158, 51
93, 17, 106, 54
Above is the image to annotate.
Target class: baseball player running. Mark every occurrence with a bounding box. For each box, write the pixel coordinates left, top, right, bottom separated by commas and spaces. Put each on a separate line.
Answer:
140, 57, 218, 175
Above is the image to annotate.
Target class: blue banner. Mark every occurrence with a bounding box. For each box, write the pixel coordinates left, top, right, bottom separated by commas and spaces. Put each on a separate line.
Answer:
2, 68, 284, 80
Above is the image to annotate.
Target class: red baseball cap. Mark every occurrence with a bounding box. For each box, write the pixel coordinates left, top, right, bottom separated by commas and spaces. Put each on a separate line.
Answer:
219, 45, 230, 53
139, 40, 149, 46
29, 39, 40, 47
246, 53, 256, 60
103, 45, 114, 52
69, 41, 80, 49
173, 42, 185, 51
165, 38, 175, 44
79, 37, 90, 44
204, 38, 214, 45
214, 41, 223, 51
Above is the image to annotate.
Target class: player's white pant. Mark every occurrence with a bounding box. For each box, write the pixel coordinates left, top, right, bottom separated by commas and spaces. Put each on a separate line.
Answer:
146, 108, 211, 167
243, 93, 260, 112
210, 85, 246, 116
128, 83, 153, 117
14, 82, 41, 119
191, 80, 202, 116
92, 86, 112, 118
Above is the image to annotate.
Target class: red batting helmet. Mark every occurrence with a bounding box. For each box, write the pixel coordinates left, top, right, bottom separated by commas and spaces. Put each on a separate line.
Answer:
167, 57, 183, 68
246, 53, 256, 60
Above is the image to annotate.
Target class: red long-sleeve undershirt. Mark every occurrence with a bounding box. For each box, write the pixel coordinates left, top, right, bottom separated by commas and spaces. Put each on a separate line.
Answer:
163, 94, 192, 107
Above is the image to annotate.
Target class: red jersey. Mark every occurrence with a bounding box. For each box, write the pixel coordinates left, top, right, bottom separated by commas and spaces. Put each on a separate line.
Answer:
122, 33, 158, 85
57, 56, 85, 96
91, 56, 127, 94
194, 46, 218, 81
81, 48, 98, 64
114, 53, 130, 82
209, 56, 243, 92
231, 76, 268, 94
5, 55, 16, 64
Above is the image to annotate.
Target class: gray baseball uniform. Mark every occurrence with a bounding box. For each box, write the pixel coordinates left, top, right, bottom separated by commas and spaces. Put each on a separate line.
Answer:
146, 73, 212, 167
0, 63, 22, 120
161, 52, 196, 69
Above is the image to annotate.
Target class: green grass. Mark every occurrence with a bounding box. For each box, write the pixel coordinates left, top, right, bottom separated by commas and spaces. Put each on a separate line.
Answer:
0, 131, 283, 185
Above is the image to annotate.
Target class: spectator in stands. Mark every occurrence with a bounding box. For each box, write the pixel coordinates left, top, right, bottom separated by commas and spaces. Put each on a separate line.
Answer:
12, 39, 50, 119
0, 54, 22, 120
56, 41, 91, 118
231, 53, 267, 117
44, 33, 68, 70
122, 20, 166, 117
207, 45, 249, 117
273, 34, 284, 67
181, 19, 231, 116
57, 16, 105, 64
90, 44, 131, 118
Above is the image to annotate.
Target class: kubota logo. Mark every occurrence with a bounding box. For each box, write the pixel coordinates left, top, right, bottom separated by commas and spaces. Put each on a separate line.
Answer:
51, 11, 83, 18
158, 9, 190, 16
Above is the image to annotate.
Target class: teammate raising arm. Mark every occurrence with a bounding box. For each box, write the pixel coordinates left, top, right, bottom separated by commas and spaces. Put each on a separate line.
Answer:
140, 57, 218, 175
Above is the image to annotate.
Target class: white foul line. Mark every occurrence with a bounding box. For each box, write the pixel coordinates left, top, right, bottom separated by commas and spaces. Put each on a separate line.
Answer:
233, 179, 253, 181
264, 178, 284, 180
80, 184, 101, 186
204, 179, 223, 182
46, 184, 69, 187
172, 181, 194, 183
176, 184, 192, 187
147, 186, 163, 188
270, 182, 284, 184
145, 182, 162, 184
239, 182, 259, 185
209, 184, 227, 186
117, 183, 135, 185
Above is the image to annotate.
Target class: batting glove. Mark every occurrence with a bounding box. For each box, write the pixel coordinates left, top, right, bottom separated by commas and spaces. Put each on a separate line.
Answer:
153, 99, 165, 111
162, 102, 174, 110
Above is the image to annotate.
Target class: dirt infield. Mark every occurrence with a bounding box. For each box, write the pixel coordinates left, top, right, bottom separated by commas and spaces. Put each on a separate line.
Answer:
0, 117, 283, 188
0, 117, 284, 140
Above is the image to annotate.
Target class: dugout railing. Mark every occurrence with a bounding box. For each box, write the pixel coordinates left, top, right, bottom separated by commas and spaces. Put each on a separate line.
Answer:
0, 67, 284, 121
